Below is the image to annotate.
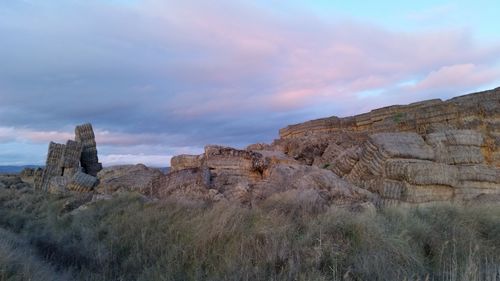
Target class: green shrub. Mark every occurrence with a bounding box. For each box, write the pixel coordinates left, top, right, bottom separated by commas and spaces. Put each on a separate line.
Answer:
0, 187, 499, 281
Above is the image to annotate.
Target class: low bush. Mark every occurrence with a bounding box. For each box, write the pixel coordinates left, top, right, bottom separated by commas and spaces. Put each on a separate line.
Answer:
0, 187, 499, 280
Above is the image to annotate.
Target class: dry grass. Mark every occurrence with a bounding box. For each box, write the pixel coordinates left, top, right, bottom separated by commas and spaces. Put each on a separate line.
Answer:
0, 186, 499, 280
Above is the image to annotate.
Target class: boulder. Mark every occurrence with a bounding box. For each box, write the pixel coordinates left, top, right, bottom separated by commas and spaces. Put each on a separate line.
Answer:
256, 164, 374, 205
48, 176, 70, 194
170, 155, 202, 172
96, 164, 163, 194
152, 168, 211, 201
75, 123, 102, 176
36, 142, 65, 191
67, 171, 98, 192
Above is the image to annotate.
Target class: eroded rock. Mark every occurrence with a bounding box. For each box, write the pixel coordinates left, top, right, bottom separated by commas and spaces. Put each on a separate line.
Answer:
35, 123, 102, 194
96, 164, 163, 194
156, 87, 500, 207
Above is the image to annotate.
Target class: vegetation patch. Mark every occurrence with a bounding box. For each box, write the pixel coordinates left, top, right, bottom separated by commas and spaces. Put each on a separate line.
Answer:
1, 187, 500, 280
392, 112, 405, 123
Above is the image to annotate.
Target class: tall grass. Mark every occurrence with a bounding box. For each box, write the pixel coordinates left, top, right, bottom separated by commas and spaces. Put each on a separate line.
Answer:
0, 186, 499, 280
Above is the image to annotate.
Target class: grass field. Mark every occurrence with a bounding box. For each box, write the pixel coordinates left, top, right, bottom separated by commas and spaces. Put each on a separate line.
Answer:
0, 186, 499, 281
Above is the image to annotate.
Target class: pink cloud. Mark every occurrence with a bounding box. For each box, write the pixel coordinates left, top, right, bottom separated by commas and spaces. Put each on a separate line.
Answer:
270, 88, 318, 109
110, 1, 500, 116
413, 63, 499, 91
99, 154, 171, 167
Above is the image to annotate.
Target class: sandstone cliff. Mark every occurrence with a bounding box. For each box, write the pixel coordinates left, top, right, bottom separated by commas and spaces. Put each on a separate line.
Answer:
162, 87, 500, 207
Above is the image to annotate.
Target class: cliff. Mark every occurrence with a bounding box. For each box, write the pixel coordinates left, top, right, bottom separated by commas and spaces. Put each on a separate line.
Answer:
165, 87, 500, 207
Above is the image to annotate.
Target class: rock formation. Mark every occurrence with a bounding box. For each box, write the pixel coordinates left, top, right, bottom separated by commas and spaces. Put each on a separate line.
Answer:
276, 87, 500, 206
35, 123, 102, 193
76, 124, 103, 176
95, 164, 163, 194
19, 167, 43, 185
154, 87, 500, 207
26, 87, 500, 208
152, 145, 372, 206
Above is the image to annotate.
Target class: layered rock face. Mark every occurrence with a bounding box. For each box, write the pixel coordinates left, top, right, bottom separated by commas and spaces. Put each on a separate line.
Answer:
153, 145, 372, 206
95, 164, 163, 194
158, 87, 500, 206
76, 124, 103, 176
279, 87, 500, 164
274, 87, 500, 206
34, 123, 102, 193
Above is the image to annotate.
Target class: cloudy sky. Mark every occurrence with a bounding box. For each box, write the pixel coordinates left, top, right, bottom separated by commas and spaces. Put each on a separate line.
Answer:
1, 0, 500, 166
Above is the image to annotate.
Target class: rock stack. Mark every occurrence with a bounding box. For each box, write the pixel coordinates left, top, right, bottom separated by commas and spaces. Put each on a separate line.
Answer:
35, 123, 102, 193
76, 124, 103, 176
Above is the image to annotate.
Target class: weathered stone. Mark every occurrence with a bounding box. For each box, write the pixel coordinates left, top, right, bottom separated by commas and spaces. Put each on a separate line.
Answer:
20, 168, 36, 184
246, 143, 275, 151
61, 193, 94, 213
75, 123, 102, 176
279, 88, 500, 167
458, 165, 500, 183
96, 164, 163, 194
203, 145, 267, 191
67, 171, 98, 192
385, 159, 458, 186
152, 168, 211, 200
426, 130, 484, 147
84, 163, 103, 177
267, 87, 500, 206
33, 88, 497, 207
60, 140, 82, 169
48, 176, 69, 194
170, 155, 202, 172
33, 168, 43, 189
33, 123, 104, 193
63, 167, 83, 177
370, 133, 435, 160
255, 164, 374, 205
37, 142, 65, 191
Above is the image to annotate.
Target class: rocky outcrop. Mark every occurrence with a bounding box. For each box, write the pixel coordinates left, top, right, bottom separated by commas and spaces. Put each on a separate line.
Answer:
95, 164, 163, 194
26, 88, 500, 207
35, 123, 102, 193
329, 131, 498, 206
151, 145, 371, 206
75, 124, 102, 176
156, 87, 500, 207
274, 87, 500, 206
278, 87, 500, 165
170, 155, 202, 171
19, 167, 43, 185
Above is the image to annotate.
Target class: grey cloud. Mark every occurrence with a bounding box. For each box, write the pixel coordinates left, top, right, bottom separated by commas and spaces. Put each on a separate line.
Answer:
1, 1, 500, 165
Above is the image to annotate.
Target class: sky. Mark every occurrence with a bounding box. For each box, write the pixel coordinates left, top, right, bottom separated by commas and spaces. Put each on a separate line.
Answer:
1, 0, 500, 167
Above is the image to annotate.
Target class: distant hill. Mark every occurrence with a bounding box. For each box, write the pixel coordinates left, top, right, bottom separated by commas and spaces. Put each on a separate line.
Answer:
0, 165, 42, 174
157, 167, 170, 174
0, 165, 168, 174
